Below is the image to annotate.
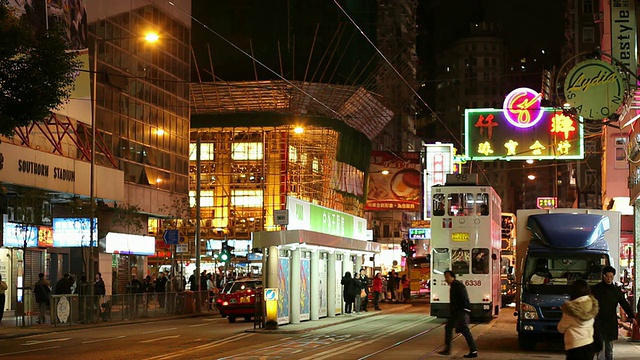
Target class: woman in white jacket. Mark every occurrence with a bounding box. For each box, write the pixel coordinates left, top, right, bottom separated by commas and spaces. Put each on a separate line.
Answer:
557, 279, 599, 360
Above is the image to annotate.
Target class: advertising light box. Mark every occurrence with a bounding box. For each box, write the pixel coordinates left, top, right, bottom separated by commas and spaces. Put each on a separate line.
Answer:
2, 217, 38, 248
409, 228, 431, 240
52, 218, 98, 247
105, 232, 155, 255
465, 87, 584, 161
465, 107, 584, 160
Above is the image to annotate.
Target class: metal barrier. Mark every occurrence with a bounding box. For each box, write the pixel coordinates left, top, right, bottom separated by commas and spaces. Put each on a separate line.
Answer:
23, 290, 219, 325
253, 291, 264, 329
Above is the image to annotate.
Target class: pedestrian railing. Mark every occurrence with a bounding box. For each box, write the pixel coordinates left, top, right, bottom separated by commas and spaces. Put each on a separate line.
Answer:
19, 291, 219, 326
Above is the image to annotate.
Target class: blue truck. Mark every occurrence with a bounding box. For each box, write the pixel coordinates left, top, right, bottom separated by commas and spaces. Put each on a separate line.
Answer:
514, 209, 620, 351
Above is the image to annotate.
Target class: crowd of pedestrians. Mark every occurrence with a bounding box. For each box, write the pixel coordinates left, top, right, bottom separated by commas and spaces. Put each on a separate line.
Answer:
340, 268, 413, 315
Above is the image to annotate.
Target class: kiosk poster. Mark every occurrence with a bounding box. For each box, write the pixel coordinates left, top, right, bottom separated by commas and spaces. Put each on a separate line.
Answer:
277, 257, 290, 324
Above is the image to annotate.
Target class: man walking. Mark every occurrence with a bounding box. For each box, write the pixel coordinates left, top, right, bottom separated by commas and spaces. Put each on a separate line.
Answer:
591, 265, 637, 360
438, 270, 478, 358
33, 273, 51, 324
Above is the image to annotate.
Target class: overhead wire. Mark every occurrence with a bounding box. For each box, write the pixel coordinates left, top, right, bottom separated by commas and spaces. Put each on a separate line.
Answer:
158, 0, 413, 163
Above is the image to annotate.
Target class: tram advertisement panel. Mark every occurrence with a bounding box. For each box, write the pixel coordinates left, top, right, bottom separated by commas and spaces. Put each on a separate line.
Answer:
320, 258, 328, 317
278, 257, 290, 324
300, 258, 310, 320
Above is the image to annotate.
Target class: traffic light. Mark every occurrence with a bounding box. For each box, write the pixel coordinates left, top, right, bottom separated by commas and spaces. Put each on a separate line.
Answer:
400, 239, 408, 257
408, 241, 416, 258
219, 250, 230, 262
219, 241, 234, 262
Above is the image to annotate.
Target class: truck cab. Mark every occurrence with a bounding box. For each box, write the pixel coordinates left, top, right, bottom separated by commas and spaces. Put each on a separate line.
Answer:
515, 212, 614, 351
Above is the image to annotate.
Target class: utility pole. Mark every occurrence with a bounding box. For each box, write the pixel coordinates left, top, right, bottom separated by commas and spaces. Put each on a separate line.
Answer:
195, 133, 202, 312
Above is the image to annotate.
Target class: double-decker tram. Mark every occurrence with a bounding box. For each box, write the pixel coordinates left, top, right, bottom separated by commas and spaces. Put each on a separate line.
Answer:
430, 174, 502, 320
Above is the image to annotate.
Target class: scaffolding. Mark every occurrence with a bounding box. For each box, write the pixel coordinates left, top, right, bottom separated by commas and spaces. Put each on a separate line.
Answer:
190, 81, 393, 239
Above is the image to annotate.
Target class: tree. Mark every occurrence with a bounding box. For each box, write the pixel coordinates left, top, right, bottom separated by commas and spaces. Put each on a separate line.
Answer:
159, 194, 194, 291
0, 0, 81, 137
111, 203, 145, 295
9, 187, 51, 326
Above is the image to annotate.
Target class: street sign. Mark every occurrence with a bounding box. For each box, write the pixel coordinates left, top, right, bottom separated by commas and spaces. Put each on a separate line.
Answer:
176, 244, 188, 253
274, 209, 288, 225
265, 288, 277, 301
163, 230, 179, 245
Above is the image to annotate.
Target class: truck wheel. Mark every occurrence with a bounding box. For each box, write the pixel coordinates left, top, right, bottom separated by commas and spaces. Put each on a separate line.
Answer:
518, 333, 536, 351
228, 316, 237, 323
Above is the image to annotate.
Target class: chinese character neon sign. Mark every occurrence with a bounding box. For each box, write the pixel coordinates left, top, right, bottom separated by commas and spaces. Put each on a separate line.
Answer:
465, 107, 584, 160
502, 87, 544, 128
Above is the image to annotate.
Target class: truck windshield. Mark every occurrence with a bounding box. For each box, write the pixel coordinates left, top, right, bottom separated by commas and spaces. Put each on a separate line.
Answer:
524, 254, 609, 293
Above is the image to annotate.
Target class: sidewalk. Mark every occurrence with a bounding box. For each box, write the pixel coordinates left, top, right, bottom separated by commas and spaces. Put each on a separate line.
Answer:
247, 302, 415, 334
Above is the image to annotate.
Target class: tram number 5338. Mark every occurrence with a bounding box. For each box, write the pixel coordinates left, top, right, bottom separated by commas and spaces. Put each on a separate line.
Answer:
464, 280, 482, 286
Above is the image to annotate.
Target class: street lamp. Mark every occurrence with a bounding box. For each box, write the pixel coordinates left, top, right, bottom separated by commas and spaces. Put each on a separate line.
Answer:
89, 31, 160, 301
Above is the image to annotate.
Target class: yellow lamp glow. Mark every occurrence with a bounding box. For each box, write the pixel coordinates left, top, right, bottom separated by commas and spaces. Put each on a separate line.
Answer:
145, 32, 160, 43
156, 129, 165, 136
293, 127, 304, 134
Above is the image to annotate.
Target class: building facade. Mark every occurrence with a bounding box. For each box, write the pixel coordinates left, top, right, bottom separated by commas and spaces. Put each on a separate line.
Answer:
0, 1, 191, 312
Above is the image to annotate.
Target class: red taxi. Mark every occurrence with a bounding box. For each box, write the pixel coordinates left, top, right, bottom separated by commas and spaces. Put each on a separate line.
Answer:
215, 278, 262, 323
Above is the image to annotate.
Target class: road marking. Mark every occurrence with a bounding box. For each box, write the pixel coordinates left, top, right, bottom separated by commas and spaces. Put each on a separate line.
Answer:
142, 333, 255, 360
0, 345, 60, 357
22, 338, 71, 345
298, 341, 362, 360
82, 335, 125, 344
188, 323, 209, 327
140, 335, 181, 343
141, 327, 178, 334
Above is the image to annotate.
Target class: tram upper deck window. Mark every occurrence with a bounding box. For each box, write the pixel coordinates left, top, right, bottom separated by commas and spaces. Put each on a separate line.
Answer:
433, 193, 446, 216
448, 193, 474, 216
477, 193, 489, 215
432, 248, 450, 274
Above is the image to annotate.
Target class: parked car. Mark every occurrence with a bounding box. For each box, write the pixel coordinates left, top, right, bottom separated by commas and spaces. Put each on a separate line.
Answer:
215, 278, 262, 323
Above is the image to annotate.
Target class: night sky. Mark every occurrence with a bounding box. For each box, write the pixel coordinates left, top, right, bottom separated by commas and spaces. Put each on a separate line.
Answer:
191, 1, 567, 84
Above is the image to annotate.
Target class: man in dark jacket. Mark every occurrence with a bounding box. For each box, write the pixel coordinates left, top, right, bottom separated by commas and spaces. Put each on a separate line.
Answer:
591, 265, 637, 360
55, 273, 73, 294
438, 270, 478, 358
33, 273, 51, 324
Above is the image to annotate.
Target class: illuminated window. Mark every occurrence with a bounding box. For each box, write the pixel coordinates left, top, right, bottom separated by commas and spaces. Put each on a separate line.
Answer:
189, 190, 214, 207
231, 190, 263, 207
289, 145, 298, 162
312, 158, 320, 173
231, 142, 263, 160
189, 143, 214, 161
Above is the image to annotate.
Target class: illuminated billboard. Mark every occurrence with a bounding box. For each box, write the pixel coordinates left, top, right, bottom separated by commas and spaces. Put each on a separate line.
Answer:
52, 218, 98, 247
465, 107, 584, 160
366, 151, 421, 211
2, 215, 38, 248
105, 232, 155, 256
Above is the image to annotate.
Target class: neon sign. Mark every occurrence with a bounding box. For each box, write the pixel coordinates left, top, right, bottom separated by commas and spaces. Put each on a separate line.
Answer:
502, 87, 544, 128
465, 108, 584, 160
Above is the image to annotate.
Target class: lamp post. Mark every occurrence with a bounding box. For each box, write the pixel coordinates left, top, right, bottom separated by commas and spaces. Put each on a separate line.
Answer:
88, 32, 159, 306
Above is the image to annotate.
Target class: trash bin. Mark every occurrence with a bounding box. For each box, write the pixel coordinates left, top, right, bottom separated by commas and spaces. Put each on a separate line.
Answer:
184, 290, 195, 313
